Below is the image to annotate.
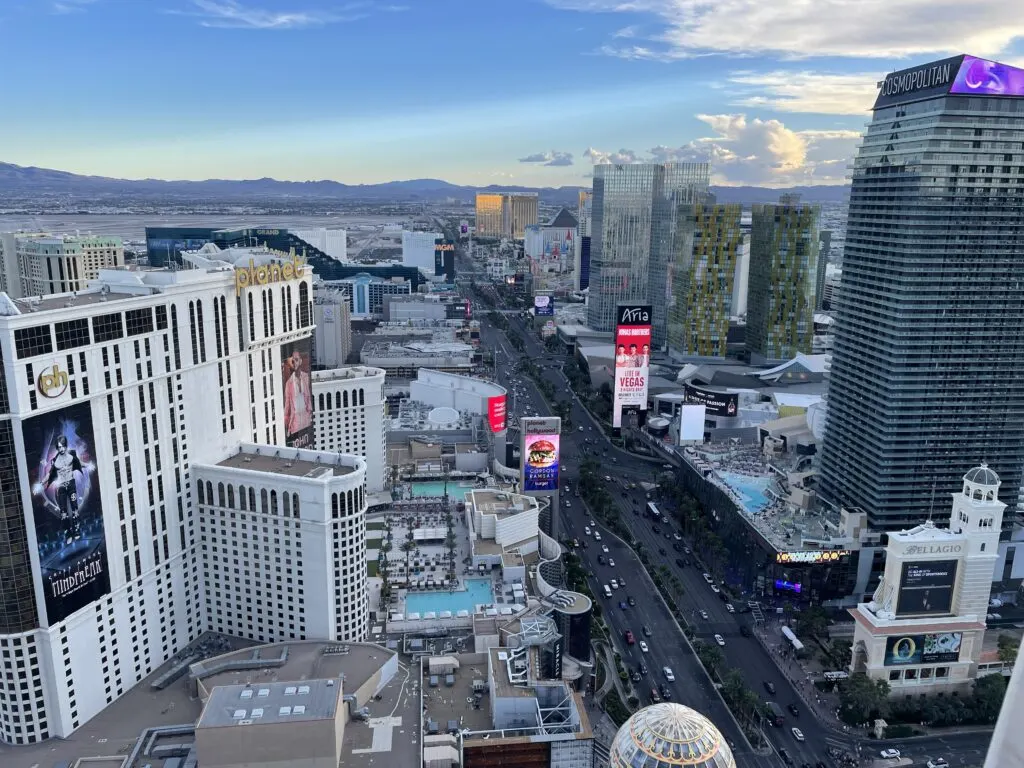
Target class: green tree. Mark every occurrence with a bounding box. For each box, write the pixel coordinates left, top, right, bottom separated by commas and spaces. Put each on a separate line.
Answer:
998, 634, 1020, 665
838, 672, 890, 725
795, 605, 830, 638
695, 642, 725, 675
971, 673, 1008, 723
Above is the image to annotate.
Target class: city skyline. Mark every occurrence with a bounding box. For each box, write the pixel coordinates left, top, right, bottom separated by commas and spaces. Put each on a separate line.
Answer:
3, 1, 1022, 188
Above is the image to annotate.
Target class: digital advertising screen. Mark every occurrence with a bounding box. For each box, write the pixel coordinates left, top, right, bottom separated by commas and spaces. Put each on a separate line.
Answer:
282, 337, 314, 449
950, 56, 1024, 97
523, 433, 560, 492
684, 384, 739, 418
534, 294, 554, 317
896, 560, 957, 616
25, 401, 111, 624
678, 404, 706, 443
488, 394, 507, 433
612, 305, 652, 428
884, 632, 963, 666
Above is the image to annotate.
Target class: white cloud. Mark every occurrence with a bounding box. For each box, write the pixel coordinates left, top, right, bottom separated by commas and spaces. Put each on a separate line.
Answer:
727, 71, 883, 115
584, 147, 641, 164
518, 150, 575, 167
186, 0, 369, 29
545, 0, 1024, 60
585, 114, 858, 186
52, 0, 95, 14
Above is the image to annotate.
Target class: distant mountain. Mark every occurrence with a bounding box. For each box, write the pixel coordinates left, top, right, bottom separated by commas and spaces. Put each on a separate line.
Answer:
0, 161, 849, 205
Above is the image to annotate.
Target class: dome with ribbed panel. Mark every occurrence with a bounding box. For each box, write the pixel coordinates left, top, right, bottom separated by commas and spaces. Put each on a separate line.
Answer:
964, 464, 1000, 487
609, 703, 736, 768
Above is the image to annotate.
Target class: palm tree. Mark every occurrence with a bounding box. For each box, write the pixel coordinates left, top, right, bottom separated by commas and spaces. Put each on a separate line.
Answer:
401, 539, 416, 579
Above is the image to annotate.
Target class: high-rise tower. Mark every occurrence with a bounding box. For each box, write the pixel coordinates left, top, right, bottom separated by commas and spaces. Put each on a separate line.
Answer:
586, 162, 709, 346
819, 55, 1024, 531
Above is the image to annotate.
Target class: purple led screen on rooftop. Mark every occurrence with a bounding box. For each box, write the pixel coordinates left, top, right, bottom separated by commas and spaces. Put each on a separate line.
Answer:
951, 56, 1024, 97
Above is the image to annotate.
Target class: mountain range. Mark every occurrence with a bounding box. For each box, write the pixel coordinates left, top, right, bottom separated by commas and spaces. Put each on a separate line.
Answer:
0, 161, 849, 205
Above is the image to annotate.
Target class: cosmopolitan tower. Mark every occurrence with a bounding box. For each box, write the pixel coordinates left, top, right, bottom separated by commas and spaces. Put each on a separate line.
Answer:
819, 55, 1024, 531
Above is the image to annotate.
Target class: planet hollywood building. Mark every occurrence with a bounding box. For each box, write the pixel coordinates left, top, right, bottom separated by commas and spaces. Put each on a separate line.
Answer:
0, 244, 368, 744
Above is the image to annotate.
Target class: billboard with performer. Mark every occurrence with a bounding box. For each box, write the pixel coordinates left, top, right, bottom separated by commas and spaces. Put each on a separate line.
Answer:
896, 560, 957, 616
25, 402, 111, 624
613, 305, 652, 428
282, 338, 314, 449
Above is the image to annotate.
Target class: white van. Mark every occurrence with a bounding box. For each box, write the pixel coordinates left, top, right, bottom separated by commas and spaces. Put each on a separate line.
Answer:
603, 584, 613, 599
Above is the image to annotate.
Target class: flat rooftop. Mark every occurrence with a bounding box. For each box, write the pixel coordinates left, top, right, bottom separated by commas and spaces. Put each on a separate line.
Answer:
312, 366, 384, 382
9, 289, 138, 314
199, 679, 340, 728
217, 450, 356, 478
422, 653, 494, 734
489, 647, 539, 699
470, 489, 537, 517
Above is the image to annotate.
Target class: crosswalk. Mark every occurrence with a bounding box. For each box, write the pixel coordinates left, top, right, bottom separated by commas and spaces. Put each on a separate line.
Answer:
592, 738, 611, 767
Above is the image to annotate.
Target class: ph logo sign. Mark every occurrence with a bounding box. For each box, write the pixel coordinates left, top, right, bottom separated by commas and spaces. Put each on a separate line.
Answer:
37, 364, 69, 398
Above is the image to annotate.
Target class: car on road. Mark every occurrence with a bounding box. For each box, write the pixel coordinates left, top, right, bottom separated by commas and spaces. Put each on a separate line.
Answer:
714, 634, 726, 646
927, 759, 948, 768
710, 584, 721, 594
604, 475, 612, 481
642, 625, 651, 636
649, 686, 661, 703
699, 610, 709, 620
589, 520, 596, 528
790, 727, 804, 742
673, 533, 682, 541
764, 681, 777, 695
565, 500, 571, 508
578, 426, 584, 431
787, 703, 800, 717
673, 543, 683, 552
880, 749, 901, 760
676, 558, 686, 568
638, 662, 648, 675
725, 603, 735, 613
663, 667, 675, 681
625, 630, 635, 645
597, 555, 605, 565
659, 548, 667, 555
653, 526, 661, 534
584, 526, 591, 536
594, 531, 602, 541
777, 748, 794, 766
603, 584, 612, 598
610, 579, 619, 589
627, 595, 635, 606
602, 544, 610, 553
659, 683, 672, 701
619, 577, 627, 587
619, 601, 628, 610
702, 572, 713, 584
639, 641, 649, 653
610, 558, 617, 568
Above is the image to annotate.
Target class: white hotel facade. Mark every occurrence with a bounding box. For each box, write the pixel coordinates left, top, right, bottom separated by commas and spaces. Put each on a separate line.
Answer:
0, 244, 369, 744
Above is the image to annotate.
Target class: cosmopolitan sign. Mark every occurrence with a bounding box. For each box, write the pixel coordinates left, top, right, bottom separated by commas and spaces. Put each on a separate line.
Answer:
234, 256, 305, 296
880, 60, 955, 99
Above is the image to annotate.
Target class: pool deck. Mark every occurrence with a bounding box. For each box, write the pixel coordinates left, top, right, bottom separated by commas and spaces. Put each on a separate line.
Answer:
402, 577, 496, 616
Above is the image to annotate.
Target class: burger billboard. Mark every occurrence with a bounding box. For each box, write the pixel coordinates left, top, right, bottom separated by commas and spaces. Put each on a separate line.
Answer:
612, 305, 652, 428
521, 417, 561, 492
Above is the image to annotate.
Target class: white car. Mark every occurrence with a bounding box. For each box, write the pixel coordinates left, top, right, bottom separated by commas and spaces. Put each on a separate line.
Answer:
880, 749, 901, 759
594, 531, 602, 541
639, 641, 649, 653
927, 760, 948, 768
702, 572, 713, 584
602, 545, 610, 553
584, 526, 591, 536
663, 667, 675, 682
578, 426, 584, 432
714, 634, 726, 646
589, 520, 596, 528
700, 610, 709, 620
610, 579, 619, 590
791, 727, 804, 742
608, 558, 616, 567
710, 584, 721, 594
725, 603, 735, 613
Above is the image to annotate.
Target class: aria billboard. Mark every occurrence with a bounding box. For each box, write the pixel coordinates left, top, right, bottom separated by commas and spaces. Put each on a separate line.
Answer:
884, 632, 962, 666
896, 560, 958, 617
282, 338, 314, 449
25, 402, 111, 624
521, 417, 561, 493
612, 305, 652, 429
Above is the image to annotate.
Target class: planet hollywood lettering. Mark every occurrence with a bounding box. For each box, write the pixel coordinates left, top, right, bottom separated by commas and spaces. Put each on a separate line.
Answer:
234, 255, 305, 296
881, 61, 954, 98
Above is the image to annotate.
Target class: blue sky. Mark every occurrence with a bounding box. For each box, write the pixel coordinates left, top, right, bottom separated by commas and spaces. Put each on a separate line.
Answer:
1, 0, 1022, 187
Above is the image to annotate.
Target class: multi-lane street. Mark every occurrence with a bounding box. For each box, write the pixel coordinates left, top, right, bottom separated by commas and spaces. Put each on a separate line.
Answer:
473, 303, 992, 768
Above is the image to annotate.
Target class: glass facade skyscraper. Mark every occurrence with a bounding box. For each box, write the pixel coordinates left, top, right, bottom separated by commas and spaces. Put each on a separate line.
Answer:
667, 203, 747, 359
587, 162, 709, 346
746, 202, 820, 363
819, 55, 1024, 531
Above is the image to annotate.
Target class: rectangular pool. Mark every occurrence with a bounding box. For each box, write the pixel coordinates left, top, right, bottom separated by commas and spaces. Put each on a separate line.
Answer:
410, 480, 477, 498
405, 577, 495, 615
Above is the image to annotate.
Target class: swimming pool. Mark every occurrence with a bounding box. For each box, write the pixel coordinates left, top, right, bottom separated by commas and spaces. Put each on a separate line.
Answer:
718, 471, 772, 514
405, 577, 495, 615
410, 480, 477, 498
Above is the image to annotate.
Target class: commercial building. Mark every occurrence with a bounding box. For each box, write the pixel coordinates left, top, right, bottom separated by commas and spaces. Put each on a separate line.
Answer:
321, 274, 413, 319
525, 208, 578, 275
0, 239, 375, 743
312, 366, 387, 492
401, 231, 444, 278
586, 162, 710, 346
850, 466, 1005, 695
0, 233, 124, 299
382, 294, 470, 323
474, 192, 539, 239
819, 55, 1024, 531
312, 285, 353, 368
194, 444, 370, 643
293, 228, 347, 262
667, 203, 749, 360
575, 190, 592, 291
746, 201, 820, 364
359, 340, 477, 378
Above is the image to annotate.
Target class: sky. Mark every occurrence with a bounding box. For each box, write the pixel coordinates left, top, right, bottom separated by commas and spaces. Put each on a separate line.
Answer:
1, 0, 1023, 188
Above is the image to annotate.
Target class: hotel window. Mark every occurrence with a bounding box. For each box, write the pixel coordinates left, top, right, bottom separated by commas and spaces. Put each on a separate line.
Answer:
92, 312, 124, 343
55, 319, 91, 350
126, 308, 154, 337
14, 325, 53, 359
